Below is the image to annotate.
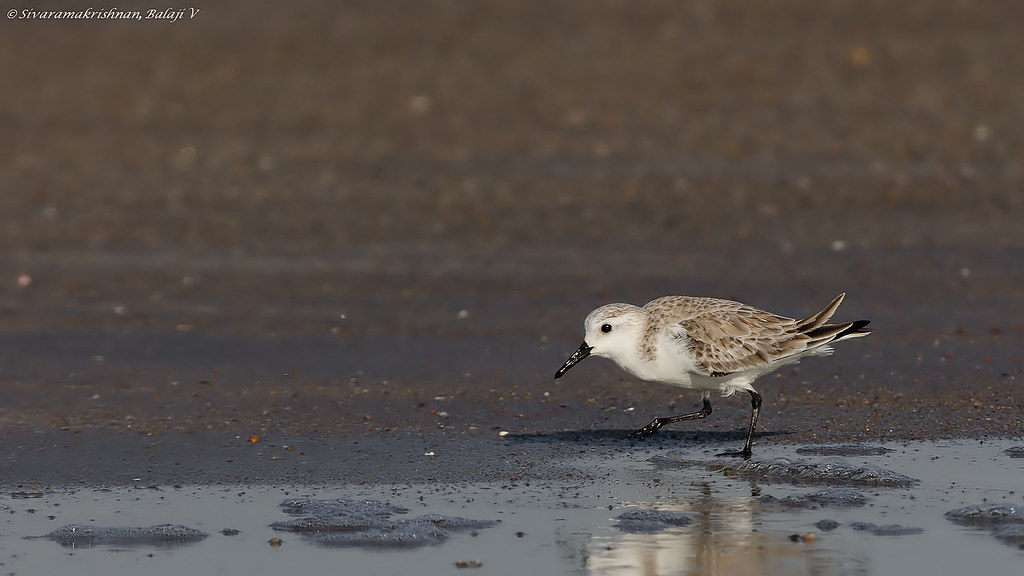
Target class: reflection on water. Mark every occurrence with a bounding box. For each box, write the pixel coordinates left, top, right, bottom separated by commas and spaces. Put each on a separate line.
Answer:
584, 482, 862, 576
2, 441, 1021, 576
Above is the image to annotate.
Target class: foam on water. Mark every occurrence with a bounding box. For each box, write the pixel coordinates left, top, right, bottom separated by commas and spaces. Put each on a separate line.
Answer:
613, 509, 693, 533
849, 522, 924, 536
758, 487, 868, 509
670, 454, 921, 487
42, 524, 208, 547
271, 498, 499, 548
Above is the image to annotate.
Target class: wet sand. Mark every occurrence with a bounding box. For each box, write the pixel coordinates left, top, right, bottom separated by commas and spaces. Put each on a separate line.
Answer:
1, 0, 1022, 493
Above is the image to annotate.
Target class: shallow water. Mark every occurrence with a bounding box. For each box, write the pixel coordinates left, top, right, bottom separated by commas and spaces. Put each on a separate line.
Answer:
2, 439, 1021, 575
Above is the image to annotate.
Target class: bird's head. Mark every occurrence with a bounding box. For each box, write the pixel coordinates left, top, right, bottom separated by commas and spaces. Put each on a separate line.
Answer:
554, 303, 645, 378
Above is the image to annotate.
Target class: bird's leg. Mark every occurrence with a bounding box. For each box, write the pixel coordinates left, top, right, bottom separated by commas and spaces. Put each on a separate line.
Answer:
627, 394, 713, 440
716, 390, 762, 459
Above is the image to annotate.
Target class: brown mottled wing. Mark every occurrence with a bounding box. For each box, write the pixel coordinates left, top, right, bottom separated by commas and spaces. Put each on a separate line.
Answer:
674, 300, 806, 376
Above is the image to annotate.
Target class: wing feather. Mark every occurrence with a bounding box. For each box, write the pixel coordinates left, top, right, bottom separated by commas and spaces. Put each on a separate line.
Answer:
647, 294, 862, 377
643, 294, 864, 377
679, 305, 803, 375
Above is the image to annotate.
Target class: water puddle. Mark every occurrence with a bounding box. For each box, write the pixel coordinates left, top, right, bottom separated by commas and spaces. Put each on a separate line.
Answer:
1, 439, 1021, 575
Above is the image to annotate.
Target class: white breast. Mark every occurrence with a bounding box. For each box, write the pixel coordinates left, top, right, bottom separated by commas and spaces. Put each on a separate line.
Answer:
620, 328, 700, 387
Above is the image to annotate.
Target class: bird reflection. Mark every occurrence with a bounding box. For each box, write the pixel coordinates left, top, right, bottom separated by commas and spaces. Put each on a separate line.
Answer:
583, 481, 855, 576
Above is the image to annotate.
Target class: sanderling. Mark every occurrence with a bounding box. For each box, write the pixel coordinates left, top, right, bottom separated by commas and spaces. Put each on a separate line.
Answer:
554, 293, 870, 458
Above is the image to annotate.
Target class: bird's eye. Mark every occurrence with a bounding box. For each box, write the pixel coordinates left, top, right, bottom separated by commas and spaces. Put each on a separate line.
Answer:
601, 323, 612, 333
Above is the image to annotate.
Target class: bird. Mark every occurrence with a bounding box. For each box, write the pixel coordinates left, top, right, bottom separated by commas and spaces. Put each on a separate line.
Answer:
554, 293, 870, 458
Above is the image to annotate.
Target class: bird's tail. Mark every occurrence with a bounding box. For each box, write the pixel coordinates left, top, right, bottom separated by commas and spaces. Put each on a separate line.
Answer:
796, 293, 871, 348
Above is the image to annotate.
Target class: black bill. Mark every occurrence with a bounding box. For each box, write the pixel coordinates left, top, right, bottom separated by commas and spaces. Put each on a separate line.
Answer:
554, 342, 593, 379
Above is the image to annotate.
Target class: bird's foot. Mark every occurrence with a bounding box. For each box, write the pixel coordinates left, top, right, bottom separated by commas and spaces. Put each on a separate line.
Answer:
715, 448, 753, 460
626, 419, 663, 440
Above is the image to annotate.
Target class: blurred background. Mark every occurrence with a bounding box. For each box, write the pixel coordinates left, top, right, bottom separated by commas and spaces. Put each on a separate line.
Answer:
1, 1, 1021, 447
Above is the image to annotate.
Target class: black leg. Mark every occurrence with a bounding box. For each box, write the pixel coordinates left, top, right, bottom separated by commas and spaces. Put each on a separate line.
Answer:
716, 390, 762, 459
627, 395, 713, 440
